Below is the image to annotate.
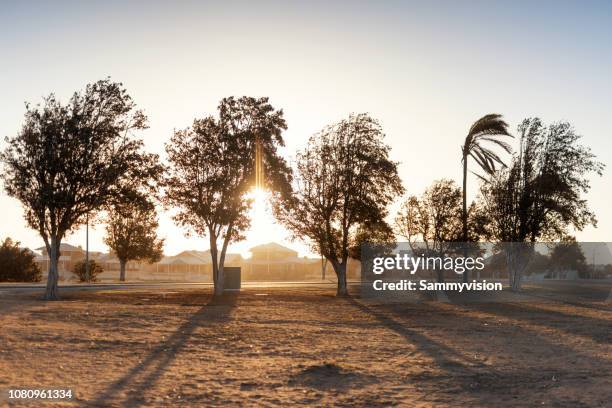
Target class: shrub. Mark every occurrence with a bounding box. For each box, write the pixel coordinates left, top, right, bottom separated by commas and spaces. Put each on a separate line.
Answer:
72, 260, 104, 283
0, 238, 42, 282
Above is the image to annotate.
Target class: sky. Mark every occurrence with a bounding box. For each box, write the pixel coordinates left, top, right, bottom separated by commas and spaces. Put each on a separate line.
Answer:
1, 0, 611, 258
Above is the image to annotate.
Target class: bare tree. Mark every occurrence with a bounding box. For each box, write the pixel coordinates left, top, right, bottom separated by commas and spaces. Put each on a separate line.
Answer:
164, 97, 291, 297
104, 200, 164, 281
274, 114, 404, 296
1, 79, 162, 299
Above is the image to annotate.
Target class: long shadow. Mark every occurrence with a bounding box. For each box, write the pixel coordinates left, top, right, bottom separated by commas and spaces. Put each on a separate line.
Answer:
511, 281, 612, 312
88, 293, 238, 407
347, 298, 482, 372
459, 301, 612, 344
423, 301, 612, 366
347, 297, 611, 400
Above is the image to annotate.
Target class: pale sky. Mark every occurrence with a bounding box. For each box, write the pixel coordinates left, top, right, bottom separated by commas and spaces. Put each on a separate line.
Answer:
1, 1, 611, 258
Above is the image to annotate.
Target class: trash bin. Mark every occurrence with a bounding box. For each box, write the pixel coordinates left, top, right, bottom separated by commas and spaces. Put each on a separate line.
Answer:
224, 267, 241, 291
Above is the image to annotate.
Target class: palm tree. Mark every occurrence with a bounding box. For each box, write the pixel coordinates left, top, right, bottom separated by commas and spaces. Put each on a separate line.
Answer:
461, 114, 512, 282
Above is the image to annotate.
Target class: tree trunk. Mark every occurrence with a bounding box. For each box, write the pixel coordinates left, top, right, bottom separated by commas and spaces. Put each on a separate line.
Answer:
209, 233, 224, 298
506, 244, 522, 292
437, 268, 445, 283
44, 236, 60, 300
321, 256, 327, 280
216, 231, 231, 297
332, 261, 348, 296
119, 260, 126, 282
462, 154, 470, 283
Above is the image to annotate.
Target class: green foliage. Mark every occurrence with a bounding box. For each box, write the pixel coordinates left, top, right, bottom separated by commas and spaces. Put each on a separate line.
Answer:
549, 241, 586, 269
0, 238, 42, 282
72, 260, 104, 283
104, 200, 164, 265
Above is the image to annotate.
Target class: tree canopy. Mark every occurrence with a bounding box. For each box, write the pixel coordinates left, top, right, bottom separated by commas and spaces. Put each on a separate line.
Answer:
0, 238, 41, 282
1, 79, 162, 299
481, 118, 604, 243
274, 113, 404, 295
395, 179, 463, 251
480, 118, 604, 289
104, 200, 164, 281
164, 97, 291, 296
394, 179, 488, 282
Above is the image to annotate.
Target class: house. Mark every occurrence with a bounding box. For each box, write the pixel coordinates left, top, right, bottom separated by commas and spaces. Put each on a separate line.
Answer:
32, 241, 361, 282
243, 242, 321, 281
151, 250, 243, 281
35, 243, 86, 281
249, 242, 298, 261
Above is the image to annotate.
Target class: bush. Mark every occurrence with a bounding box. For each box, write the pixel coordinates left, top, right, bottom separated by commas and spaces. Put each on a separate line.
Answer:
72, 260, 104, 283
0, 238, 42, 282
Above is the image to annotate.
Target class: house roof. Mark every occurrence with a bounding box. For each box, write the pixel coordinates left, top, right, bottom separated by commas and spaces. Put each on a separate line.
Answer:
175, 250, 212, 262
249, 242, 298, 254
247, 257, 319, 265
36, 243, 83, 252
158, 250, 242, 265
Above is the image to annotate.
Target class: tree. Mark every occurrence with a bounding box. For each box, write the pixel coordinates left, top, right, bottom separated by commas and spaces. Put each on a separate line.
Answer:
549, 240, 587, 278
274, 113, 404, 296
395, 181, 463, 247
72, 260, 104, 283
395, 179, 487, 282
1, 79, 162, 299
481, 118, 604, 290
104, 200, 164, 282
164, 97, 291, 297
461, 114, 512, 282
0, 238, 42, 282
395, 180, 461, 282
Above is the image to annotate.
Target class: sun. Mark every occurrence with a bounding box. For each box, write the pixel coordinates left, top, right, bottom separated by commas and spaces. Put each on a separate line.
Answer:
241, 187, 276, 256
248, 187, 268, 221
248, 186, 267, 203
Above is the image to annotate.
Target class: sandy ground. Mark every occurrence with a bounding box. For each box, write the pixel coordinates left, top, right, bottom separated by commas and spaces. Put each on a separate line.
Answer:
0, 285, 610, 407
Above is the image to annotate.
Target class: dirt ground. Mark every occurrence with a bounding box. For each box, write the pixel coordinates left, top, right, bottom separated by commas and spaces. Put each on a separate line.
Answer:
0, 286, 610, 407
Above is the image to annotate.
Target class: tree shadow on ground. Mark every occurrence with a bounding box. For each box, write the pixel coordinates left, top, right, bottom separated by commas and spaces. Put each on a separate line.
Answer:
347, 297, 610, 405
347, 298, 483, 371
458, 301, 612, 344
518, 284, 612, 312
88, 292, 238, 407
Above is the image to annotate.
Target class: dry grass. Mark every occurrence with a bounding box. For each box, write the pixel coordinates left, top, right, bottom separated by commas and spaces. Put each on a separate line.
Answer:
0, 287, 610, 407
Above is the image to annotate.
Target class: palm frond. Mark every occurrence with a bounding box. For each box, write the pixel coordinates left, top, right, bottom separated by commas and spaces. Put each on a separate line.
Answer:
476, 136, 513, 153
468, 113, 510, 138
470, 148, 494, 174
470, 170, 489, 182
479, 148, 504, 167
